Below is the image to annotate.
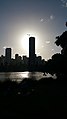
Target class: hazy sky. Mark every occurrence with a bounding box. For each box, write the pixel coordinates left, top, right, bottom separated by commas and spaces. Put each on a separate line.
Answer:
0, 0, 67, 60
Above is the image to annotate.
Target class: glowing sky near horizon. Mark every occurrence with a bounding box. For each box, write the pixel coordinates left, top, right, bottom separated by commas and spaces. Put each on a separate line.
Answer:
0, 0, 67, 60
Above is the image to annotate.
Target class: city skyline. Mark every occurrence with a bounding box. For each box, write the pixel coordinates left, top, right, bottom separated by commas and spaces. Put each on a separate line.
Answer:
0, 37, 46, 71
0, 0, 67, 60
0, 36, 44, 60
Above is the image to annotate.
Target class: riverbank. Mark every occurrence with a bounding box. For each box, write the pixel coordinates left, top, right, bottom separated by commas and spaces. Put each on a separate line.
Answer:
0, 77, 67, 118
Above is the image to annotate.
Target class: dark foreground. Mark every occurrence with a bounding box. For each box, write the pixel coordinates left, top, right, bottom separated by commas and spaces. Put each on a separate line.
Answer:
0, 77, 67, 119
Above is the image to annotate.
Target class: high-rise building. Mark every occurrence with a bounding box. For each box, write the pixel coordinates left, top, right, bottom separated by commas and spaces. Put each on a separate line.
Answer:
29, 37, 35, 66
5, 48, 12, 64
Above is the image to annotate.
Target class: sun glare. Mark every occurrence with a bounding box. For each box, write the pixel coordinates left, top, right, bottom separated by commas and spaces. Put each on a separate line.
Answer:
20, 33, 38, 56
22, 35, 29, 53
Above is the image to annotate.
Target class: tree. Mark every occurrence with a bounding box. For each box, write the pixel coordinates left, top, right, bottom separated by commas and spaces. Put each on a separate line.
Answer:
45, 22, 67, 79
55, 22, 67, 56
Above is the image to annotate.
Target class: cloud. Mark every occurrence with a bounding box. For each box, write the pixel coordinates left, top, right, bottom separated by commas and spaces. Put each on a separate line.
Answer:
50, 15, 54, 20
52, 49, 54, 51
61, 0, 67, 7
40, 18, 44, 22
64, 2, 67, 7
40, 14, 55, 24
40, 18, 48, 24
61, 0, 65, 3
45, 41, 50, 44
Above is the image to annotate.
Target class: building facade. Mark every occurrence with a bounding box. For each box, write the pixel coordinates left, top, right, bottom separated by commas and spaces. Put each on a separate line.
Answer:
29, 37, 35, 66
5, 48, 12, 64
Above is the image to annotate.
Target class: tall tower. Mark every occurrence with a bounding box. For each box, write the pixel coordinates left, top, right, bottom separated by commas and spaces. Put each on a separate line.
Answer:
29, 37, 35, 66
5, 48, 12, 64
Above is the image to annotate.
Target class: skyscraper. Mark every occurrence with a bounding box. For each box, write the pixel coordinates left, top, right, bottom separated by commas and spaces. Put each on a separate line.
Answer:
29, 37, 35, 66
5, 48, 12, 64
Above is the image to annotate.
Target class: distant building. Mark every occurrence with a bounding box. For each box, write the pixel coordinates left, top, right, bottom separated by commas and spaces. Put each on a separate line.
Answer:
23, 55, 29, 65
15, 54, 21, 63
5, 48, 12, 64
15, 54, 19, 60
29, 37, 35, 66
0, 55, 5, 66
35, 56, 42, 65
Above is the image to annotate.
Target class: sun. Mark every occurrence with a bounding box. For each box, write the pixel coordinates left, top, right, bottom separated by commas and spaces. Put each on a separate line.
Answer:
20, 34, 38, 56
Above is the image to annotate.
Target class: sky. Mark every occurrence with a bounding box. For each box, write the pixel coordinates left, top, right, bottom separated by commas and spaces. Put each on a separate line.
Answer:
0, 0, 67, 60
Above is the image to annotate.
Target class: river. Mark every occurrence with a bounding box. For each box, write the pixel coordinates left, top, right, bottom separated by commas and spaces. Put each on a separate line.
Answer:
0, 72, 56, 82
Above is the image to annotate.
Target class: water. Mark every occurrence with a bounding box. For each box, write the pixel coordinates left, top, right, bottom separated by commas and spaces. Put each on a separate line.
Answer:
0, 72, 56, 82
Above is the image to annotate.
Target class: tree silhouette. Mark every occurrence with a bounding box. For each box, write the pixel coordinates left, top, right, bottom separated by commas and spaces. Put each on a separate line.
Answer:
55, 22, 67, 56
66, 22, 67, 27
45, 22, 67, 79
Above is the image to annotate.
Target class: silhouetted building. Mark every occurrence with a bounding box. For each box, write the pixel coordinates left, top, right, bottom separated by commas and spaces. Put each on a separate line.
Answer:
0, 55, 5, 66
23, 56, 29, 65
29, 37, 35, 66
5, 48, 12, 64
15, 54, 19, 60
36, 56, 42, 65
15, 54, 22, 64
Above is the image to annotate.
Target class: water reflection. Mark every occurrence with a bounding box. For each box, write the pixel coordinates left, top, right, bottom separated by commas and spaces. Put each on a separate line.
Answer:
28, 72, 44, 80
9, 72, 29, 83
19, 72, 29, 79
0, 72, 44, 82
0, 72, 11, 82
0, 72, 56, 82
